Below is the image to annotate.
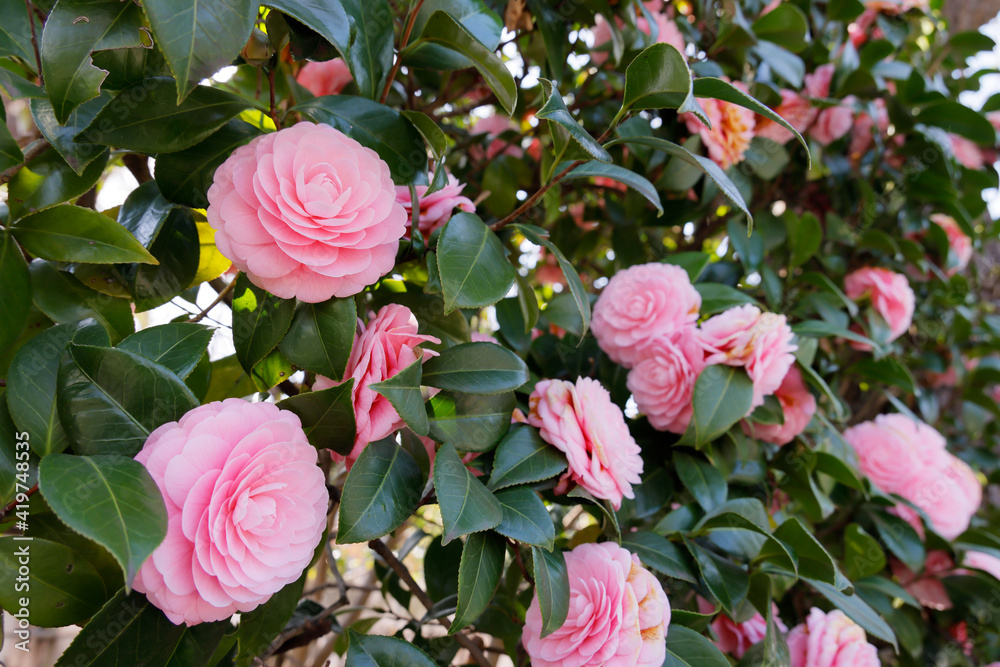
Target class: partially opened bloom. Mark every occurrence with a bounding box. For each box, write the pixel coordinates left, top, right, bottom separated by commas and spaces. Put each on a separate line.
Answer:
930, 213, 973, 275
741, 366, 816, 445
394, 172, 476, 238
207, 122, 407, 302
315, 304, 439, 465
698, 598, 788, 659
844, 267, 915, 343
682, 81, 756, 170
628, 332, 706, 434
522, 542, 670, 667
950, 134, 986, 169
296, 59, 353, 97
529, 377, 643, 509
133, 400, 328, 625
786, 608, 880, 667
698, 305, 797, 409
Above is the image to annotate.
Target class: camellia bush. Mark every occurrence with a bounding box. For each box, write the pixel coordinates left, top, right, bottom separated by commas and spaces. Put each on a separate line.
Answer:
3, 0, 1000, 665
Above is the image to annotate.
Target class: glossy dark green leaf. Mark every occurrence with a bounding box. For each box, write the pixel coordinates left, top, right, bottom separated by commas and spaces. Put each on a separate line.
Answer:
0, 0, 33, 61
232, 272, 296, 373
0, 231, 30, 350
435, 443, 503, 544
27, 260, 135, 344
40, 0, 149, 123
117, 323, 214, 379
204, 354, 257, 402
0, 117, 23, 172
536, 79, 611, 162
674, 451, 727, 511
143, 0, 255, 102
423, 342, 529, 395
406, 0, 502, 71
449, 531, 505, 633
677, 365, 755, 448
560, 160, 663, 214
234, 575, 305, 667
7, 147, 108, 219
493, 487, 555, 549
279, 299, 355, 383
12, 205, 156, 264
663, 625, 731, 667
916, 100, 996, 144
370, 359, 430, 436
58, 344, 199, 456
804, 577, 897, 649
0, 392, 37, 506
751, 3, 809, 52
513, 224, 591, 337
621, 531, 697, 583
616, 43, 692, 125
774, 517, 836, 584
792, 320, 881, 354
695, 283, 758, 314
117, 180, 178, 248
437, 212, 516, 313
871, 510, 925, 574
30, 93, 111, 175
531, 546, 569, 638
154, 119, 263, 207
265, 0, 351, 63
685, 537, 749, 617
345, 629, 439, 667
425, 534, 463, 602
400, 109, 448, 160
787, 211, 822, 268
294, 95, 428, 184
278, 379, 356, 455
39, 453, 168, 587
337, 0, 394, 100
844, 524, 886, 580
487, 424, 566, 492
250, 348, 294, 392
121, 208, 200, 311
426, 389, 512, 451
81, 78, 250, 153
337, 437, 423, 544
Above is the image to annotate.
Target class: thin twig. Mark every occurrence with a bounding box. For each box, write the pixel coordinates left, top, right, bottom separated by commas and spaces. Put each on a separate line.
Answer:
268, 67, 281, 130
368, 539, 491, 667
24, 0, 42, 85
0, 139, 49, 186
190, 276, 238, 323
380, 0, 426, 104
490, 159, 583, 232
0, 484, 37, 523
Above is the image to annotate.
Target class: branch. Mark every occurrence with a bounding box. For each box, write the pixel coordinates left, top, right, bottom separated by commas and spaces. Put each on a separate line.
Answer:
0, 483, 37, 523
189, 275, 238, 323
380, 0, 426, 104
24, 0, 42, 85
490, 159, 584, 232
368, 539, 491, 667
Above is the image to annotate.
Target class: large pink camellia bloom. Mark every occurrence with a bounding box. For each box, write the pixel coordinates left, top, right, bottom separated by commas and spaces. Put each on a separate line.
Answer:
786, 608, 880, 667
393, 172, 476, 238
627, 332, 706, 434
930, 213, 973, 276
296, 59, 353, 97
844, 413, 982, 540
682, 81, 756, 170
591, 262, 701, 367
741, 366, 816, 445
523, 542, 669, 667
207, 122, 407, 302
132, 399, 328, 625
314, 304, 439, 465
844, 267, 915, 343
529, 378, 643, 510
698, 305, 797, 409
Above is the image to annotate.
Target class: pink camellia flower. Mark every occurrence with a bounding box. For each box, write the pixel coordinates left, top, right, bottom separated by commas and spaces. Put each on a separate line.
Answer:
844, 413, 982, 540
930, 213, 973, 275
470, 113, 523, 160
741, 365, 816, 445
950, 134, 985, 169
963, 551, 1000, 580
803, 65, 853, 146
591, 262, 701, 368
528, 378, 643, 510
698, 305, 797, 409
627, 332, 706, 434
296, 59, 353, 97
848, 9, 880, 46
786, 608, 880, 667
682, 81, 756, 170
133, 399, 328, 625
754, 90, 818, 144
523, 542, 670, 667
314, 304, 439, 465
848, 98, 890, 157
207, 122, 407, 302
470, 332, 500, 344
697, 599, 788, 659
591, 0, 686, 66
844, 267, 915, 344
393, 172, 476, 238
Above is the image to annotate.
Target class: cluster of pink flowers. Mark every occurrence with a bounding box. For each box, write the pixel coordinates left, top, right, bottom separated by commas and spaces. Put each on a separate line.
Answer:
844, 413, 982, 539
844, 267, 915, 346
786, 608, 880, 667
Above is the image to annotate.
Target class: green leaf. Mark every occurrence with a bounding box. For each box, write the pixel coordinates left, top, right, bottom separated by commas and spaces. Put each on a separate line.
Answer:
620, 531, 697, 583
117, 180, 177, 248
695, 283, 758, 314
30, 93, 111, 175
0, 0, 34, 61
407, 10, 517, 116
40, 0, 149, 123
294, 95, 429, 184
143, 0, 255, 103
751, 3, 809, 52
12, 205, 157, 264
560, 160, 663, 215
871, 510, 925, 574
422, 342, 529, 394
278, 380, 356, 455
664, 625, 731, 667
27, 260, 136, 344
804, 577, 897, 649
434, 442, 503, 544
7, 146, 108, 219
0, 117, 23, 172
39, 454, 168, 588
0, 536, 107, 627
0, 231, 30, 350
677, 366, 755, 448
844, 524, 886, 580
437, 212, 516, 313
916, 100, 996, 144
371, 359, 430, 436
616, 43, 692, 125
685, 537, 749, 617
232, 272, 296, 373
487, 424, 566, 491
531, 546, 569, 638
117, 323, 214, 379
154, 119, 263, 207
693, 77, 810, 162
775, 517, 836, 584
536, 79, 611, 162
234, 575, 305, 667
338, 437, 423, 544
450, 531, 505, 633
405, 0, 503, 71
337, 0, 394, 100
428, 390, 514, 452
80, 77, 250, 153
512, 224, 591, 338
674, 451, 727, 511
121, 208, 200, 311
792, 320, 881, 354
265, 0, 351, 65
280, 297, 356, 380
59, 344, 200, 456
345, 629, 439, 667
493, 486, 555, 549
